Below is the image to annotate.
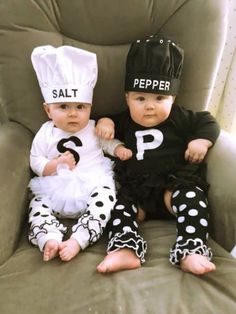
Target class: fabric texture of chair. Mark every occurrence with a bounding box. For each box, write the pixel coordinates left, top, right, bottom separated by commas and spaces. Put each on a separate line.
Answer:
0, 1, 236, 313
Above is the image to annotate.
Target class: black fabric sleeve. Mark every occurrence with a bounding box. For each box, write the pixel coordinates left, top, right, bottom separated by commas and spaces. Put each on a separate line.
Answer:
171, 105, 221, 145
94, 110, 129, 142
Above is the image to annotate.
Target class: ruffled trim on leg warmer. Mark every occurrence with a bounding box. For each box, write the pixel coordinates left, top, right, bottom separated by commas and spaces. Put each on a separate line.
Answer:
107, 230, 147, 264
169, 238, 212, 265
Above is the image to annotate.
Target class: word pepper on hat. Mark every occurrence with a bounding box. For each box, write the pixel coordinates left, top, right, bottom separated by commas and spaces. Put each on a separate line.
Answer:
31, 45, 98, 104
125, 35, 184, 95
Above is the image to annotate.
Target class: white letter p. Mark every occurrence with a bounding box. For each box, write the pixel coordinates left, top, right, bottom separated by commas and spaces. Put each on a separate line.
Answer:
135, 129, 163, 160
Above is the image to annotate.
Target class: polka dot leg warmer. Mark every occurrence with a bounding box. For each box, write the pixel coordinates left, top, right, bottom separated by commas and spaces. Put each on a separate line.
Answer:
28, 196, 67, 251
169, 186, 212, 265
71, 186, 116, 250
106, 197, 147, 263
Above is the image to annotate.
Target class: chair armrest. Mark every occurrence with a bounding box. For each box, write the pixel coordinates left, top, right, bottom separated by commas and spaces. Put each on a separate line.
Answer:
0, 122, 33, 264
207, 130, 236, 252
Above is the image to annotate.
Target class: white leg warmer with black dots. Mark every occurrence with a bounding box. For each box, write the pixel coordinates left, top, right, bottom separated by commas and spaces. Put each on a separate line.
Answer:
106, 194, 147, 263
169, 186, 212, 265
71, 186, 116, 250
28, 196, 67, 251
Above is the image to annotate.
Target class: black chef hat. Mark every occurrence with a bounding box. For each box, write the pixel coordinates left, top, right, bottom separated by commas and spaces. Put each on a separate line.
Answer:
125, 36, 184, 95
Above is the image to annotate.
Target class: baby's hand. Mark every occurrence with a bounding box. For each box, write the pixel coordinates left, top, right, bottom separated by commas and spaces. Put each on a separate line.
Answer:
95, 118, 115, 140
114, 145, 133, 161
57, 151, 76, 170
184, 139, 212, 163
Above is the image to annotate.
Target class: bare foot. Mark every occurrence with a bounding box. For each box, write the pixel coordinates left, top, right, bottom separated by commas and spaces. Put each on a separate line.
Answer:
137, 207, 146, 222
59, 238, 81, 261
43, 239, 60, 261
97, 248, 141, 273
180, 254, 216, 275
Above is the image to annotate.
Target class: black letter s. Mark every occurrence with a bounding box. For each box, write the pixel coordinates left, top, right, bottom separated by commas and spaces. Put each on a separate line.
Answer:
57, 136, 82, 164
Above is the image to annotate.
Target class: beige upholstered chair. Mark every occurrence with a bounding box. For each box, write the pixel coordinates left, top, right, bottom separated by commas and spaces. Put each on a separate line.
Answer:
0, 1, 235, 313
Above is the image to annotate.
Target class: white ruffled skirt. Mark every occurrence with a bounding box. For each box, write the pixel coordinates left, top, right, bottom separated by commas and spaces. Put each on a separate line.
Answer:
28, 158, 115, 218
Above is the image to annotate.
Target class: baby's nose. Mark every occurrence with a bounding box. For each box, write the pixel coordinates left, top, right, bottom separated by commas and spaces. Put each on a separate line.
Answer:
68, 107, 77, 115
145, 102, 155, 109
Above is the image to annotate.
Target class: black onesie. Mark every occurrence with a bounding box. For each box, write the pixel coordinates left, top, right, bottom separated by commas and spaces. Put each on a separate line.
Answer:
106, 105, 220, 264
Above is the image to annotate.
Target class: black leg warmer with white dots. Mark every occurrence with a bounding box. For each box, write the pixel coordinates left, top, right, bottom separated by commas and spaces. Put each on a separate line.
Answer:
106, 194, 147, 263
169, 185, 212, 265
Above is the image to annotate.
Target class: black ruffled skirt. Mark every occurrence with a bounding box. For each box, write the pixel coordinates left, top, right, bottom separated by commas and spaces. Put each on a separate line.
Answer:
114, 161, 209, 219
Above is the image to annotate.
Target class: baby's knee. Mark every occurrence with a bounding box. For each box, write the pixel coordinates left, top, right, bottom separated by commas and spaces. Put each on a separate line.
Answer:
163, 190, 173, 213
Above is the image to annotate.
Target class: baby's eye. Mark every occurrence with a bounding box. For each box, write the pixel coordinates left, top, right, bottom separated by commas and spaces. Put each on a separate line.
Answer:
77, 104, 85, 109
60, 103, 68, 109
136, 96, 145, 101
156, 95, 165, 101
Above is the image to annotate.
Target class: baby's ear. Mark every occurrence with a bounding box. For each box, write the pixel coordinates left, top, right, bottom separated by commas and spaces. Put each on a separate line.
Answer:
125, 92, 129, 105
43, 102, 51, 118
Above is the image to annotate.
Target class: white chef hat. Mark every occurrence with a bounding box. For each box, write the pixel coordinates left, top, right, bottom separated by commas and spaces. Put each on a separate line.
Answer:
31, 45, 98, 104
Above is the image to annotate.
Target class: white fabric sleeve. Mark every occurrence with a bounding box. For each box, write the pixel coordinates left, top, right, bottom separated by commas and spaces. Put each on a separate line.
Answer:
30, 124, 51, 176
99, 138, 124, 156
231, 244, 236, 258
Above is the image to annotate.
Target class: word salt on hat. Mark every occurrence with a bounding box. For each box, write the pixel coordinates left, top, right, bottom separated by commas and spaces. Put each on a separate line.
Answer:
31, 45, 98, 104
125, 36, 184, 95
